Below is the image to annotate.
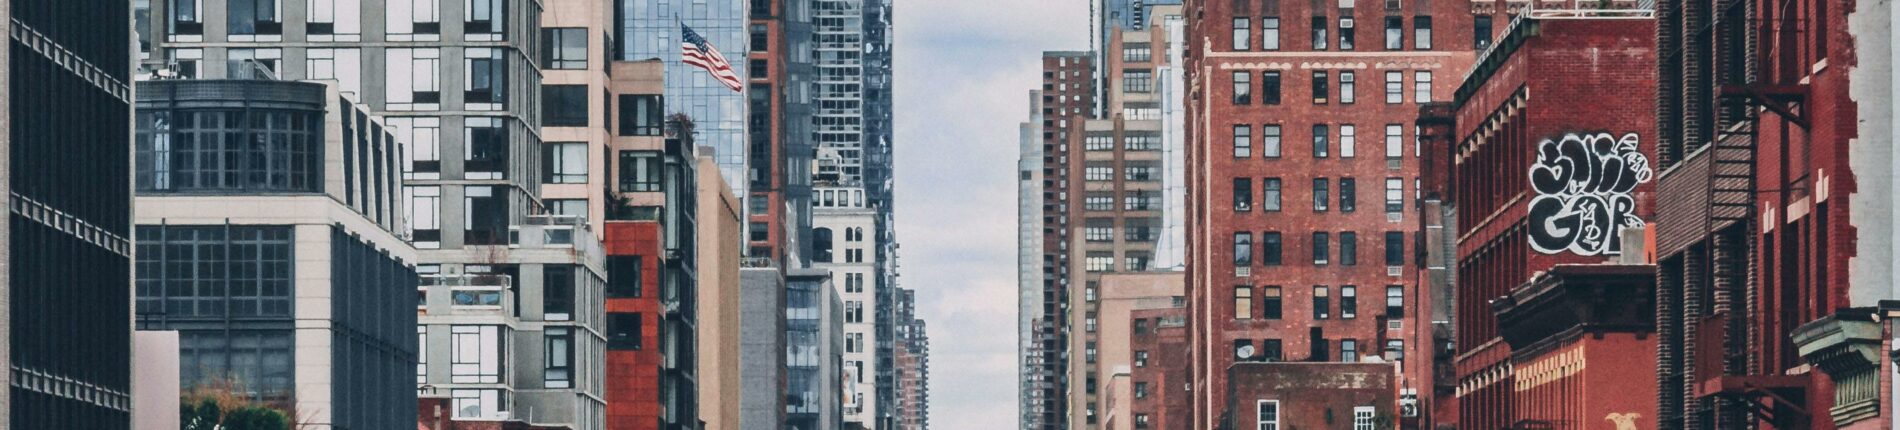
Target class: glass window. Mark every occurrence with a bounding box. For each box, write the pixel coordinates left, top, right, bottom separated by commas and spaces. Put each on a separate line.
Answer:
228, 0, 281, 36
1339, 72, 1356, 104
1124, 69, 1154, 93
1263, 71, 1282, 105
170, 0, 204, 35
1385, 71, 1403, 103
1262, 125, 1283, 157
1234, 286, 1254, 319
1234, 125, 1253, 158
1414, 16, 1434, 49
134, 226, 294, 318
1263, 18, 1281, 50
1312, 71, 1330, 104
465, 48, 506, 106
1232, 18, 1252, 50
543, 142, 586, 184
1262, 178, 1283, 211
465, 0, 503, 34
1235, 178, 1254, 211
1385, 124, 1404, 159
1414, 71, 1433, 102
1385, 231, 1405, 266
1312, 124, 1330, 158
1314, 286, 1331, 319
1386, 285, 1405, 317
1233, 71, 1253, 104
450, 325, 502, 383
1385, 16, 1403, 50
464, 118, 506, 179
1386, 178, 1404, 213
617, 151, 661, 192
388, 0, 442, 35
134, 109, 322, 193
1234, 232, 1254, 266
1313, 232, 1330, 265
543, 84, 588, 127
386, 48, 442, 105
1311, 16, 1329, 50
176, 331, 293, 396
543, 265, 574, 319
1341, 285, 1358, 318
543, 28, 587, 70
1475, 15, 1493, 50
407, 186, 441, 246
608, 312, 642, 350
1313, 178, 1330, 211
1341, 232, 1358, 265
1262, 232, 1283, 266
306, 0, 362, 35
1341, 177, 1357, 212
1262, 287, 1283, 319
1258, 400, 1281, 430
545, 328, 573, 388
618, 95, 664, 136
1342, 339, 1359, 362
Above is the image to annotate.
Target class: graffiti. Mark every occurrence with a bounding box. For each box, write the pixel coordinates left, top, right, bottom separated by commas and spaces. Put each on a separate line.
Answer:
1527, 132, 1652, 256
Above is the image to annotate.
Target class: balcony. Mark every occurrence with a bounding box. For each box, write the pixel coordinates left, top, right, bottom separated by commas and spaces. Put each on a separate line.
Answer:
419, 274, 515, 317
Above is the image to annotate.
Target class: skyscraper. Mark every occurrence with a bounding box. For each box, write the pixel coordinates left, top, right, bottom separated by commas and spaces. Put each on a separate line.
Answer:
1019, 51, 1094, 430
618, 0, 751, 201
4, 0, 136, 427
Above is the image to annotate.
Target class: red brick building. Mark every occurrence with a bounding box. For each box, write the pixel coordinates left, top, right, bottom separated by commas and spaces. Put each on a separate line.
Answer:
1128, 308, 1190, 430
1436, 16, 1659, 430
1224, 362, 1402, 430
1180, 0, 1478, 427
1492, 265, 1659, 430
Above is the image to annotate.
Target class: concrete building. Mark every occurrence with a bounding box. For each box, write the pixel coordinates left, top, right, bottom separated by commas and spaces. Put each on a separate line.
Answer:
739, 267, 789, 429
1223, 362, 1402, 430
134, 79, 422, 429
617, 0, 750, 200
1089, 272, 1184, 430
1180, 0, 1478, 426
1650, 0, 1900, 423
1020, 51, 1094, 430
695, 154, 744, 430
1433, 15, 1658, 430
540, 0, 620, 234
813, 191, 881, 427
787, 268, 847, 430
600, 118, 701, 430
3, 0, 136, 428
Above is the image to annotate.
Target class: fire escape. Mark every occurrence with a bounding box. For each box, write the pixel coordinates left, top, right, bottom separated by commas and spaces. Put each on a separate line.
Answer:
1690, 0, 1812, 426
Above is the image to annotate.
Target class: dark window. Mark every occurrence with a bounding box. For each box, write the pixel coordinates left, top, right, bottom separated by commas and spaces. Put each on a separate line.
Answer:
1262, 232, 1283, 266
1341, 286, 1358, 318
1474, 16, 1493, 50
1385, 232, 1405, 266
1311, 16, 1329, 50
134, 225, 295, 318
617, 151, 661, 192
1312, 124, 1330, 158
1312, 71, 1329, 104
1234, 232, 1254, 266
465, 120, 507, 177
464, 186, 508, 245
467, 54, 506, 104
1262, 339, 1284, 361
607, 256, 642, 297
1341, 232, 1358, 266
1313, 177, 1330, 211
1339, 13, 1356, 49
135, 109, 324, 193
1340, 178, 1357, 212
618, 95, 664, 136
543, 85, 589, 127
466, 0, 504, 34
1314, 286, 1331, 319
749, 59, 768, 79
1262, 71, 1282, 105
1312, 232, 1330, 265
543, 265, 574, 317
543, 28, 588, 69
1310, 327, 1329, 361
170, 0, 204, 35
607, 312, 642, 350
750, 24, 769, 51
813, 228, 834, 262
1235, 178, 1254, 211
1386, 286, 1405, 317
228, 0, 281, 35
178, 331, 294, 395
1262, 286, 1283, 319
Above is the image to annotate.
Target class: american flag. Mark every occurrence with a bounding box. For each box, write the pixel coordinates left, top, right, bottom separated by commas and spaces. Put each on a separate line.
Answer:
681, 24, 743, 92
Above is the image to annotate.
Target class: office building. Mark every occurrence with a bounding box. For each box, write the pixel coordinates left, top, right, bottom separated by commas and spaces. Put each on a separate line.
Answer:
617, 0, 750, 200
135, 78, 423, 429
1180, 0, 1477, 426
4, 1, 136, 426
745, 0, 817, 262
787, 268, 846, 430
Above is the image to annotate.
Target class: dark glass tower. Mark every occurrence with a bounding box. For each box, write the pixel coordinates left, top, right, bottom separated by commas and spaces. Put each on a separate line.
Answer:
4, 0, 136, 428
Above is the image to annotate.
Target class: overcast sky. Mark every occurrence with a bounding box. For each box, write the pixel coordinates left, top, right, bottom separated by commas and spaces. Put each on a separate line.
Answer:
892, 0, 1088, 428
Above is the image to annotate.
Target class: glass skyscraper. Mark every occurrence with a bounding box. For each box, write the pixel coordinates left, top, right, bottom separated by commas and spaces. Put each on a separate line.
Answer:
619, 0, 752, 201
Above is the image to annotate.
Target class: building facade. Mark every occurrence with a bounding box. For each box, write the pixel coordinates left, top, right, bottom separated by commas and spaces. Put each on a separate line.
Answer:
787, 268, 846, 430
813, 193, 880, 427
1223, 362, 1401, 430
739, 267, 789, 430
1180, 0, 1477, 426
695, 154, 744, 430
617, 0, 750, 200
1020, 51, 1093, 430
600, 121, 701, 430
135, 79, 425, 430
1090, 272, 1184, 430
1125, 307, 1189, 430
744, 0, 817, 262
893, 288, 932, 430
4, 0, 136, 427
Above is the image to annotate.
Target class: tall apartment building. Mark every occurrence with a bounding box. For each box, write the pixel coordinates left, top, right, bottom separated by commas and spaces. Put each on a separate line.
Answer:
541, 0, 617, 234
1019, 51, 1093, 430
745, 0, 816, 262
893, 288, 932, 430
618, 0, 750, 200
1651, 0, 1899, 424
133, 79, 422, 429
785, 268, 846, 430
4, 0, 136, 427
812, 188, 880, 427
1180, 0, 1476, 427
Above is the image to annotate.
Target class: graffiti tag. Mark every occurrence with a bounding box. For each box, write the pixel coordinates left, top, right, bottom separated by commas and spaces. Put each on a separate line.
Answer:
1527, 132, 1652, 256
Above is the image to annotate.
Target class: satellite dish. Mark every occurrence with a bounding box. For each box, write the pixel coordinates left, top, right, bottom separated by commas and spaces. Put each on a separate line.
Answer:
1236, 344, 1255, 359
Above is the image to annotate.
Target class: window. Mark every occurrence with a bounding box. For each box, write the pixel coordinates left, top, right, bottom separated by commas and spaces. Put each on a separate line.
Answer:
1235, 178, 1255, 211
545, 327, 573, 388
1087, 342, 1099, 363
1124, 43, 1153, 62
1234, 232, 1254, 266
1339, 72, 1356, 104
386, 48, 441, 105
1342, 339, 1359, 362
1126, 253, 1152, 271
463, 186, 507, 244
1257, 400, 1281, 430
1339, 10, 1356, 49
813, 228, 833, 262
1314, 286, 1331, 319
394, 118, 440, 179
1262, 125, 1282, 157
1125, 192, 1159, 210
465, 48, 506, 106
1125, 69, 1154, 93
388, 0, 441, 35
1385, 232, 1405, 266
1086, 222, 1114, 242
543, 28, 587, 69
607, 256, 642, 297
1385, 124, 1404, 159
1126, 134, 1161, 150
1341, 232, 1359, 266
1386, 286, 1405, 317
1233, 18, 1252, 50
417, 326, 429, 382
1262, 178, 1283, 211
847, 332, 864, 353
1262, 71, 1282, 105
228, 0, 282, 36
135, 226, 294, 319
1341, 178, 1357, 212
1312, 124, 1330, 158
171, 0, 204, 35
543, 142, 586, 184
1313, 232, 1330, 265
1263, 339, 1284, 361
1134, 319, 1151, 335
1233, 72, 1253, 104
1313, 178, 1330, 211
1414, 71, 1433, 102
1256, 232, 1285, 268
618, 95, 664, 136
1086, 135, 1116, 151
307, 0, 362, 36
1414, 17, 1433, 49
1135, 350, 1150, 367
1137, 414, 1152, 429
549, 199, 587, 220
1263, 18, 1281, 50
543, 265, 574, 319
1386, 178, 1404, 213
1341, 286, 1358, 318
305, 48, 362, 95
1263, 287, 1283, 319
1474, 16, 1493, 50
135, 108, 321, 193
618, 151, 661, 192
1235, 286, 1254, 319
1385, 71, 1403, 103
1126, 164, 1158, 181
450, 389, 501, 419
1085, 193, 1115, 211
1085, 165, 1114, 181
1087, 253, 1116, 272
465, 0, 503, 34
1311, 71, 1330, 104
1234, 125, 1253, 158
1385, 340, 1405, 361
1384, 16, 1403, 50
1135, 382, 1150, 399
227, 48, 281, 76
544, 85, 588, 127
1311, 16, 1329, 50
450, 325, 502, 383
749, 23, 769, 51
847, 301, 865, 323
407, 186, 441, 246
465, 118, 506, 179
608, 312, 642, 349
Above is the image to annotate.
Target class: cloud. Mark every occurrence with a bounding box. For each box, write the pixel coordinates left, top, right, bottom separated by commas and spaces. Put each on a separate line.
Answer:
893, 0, 1088, 428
